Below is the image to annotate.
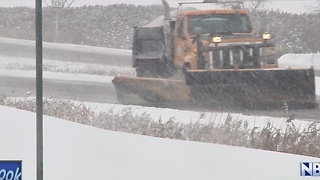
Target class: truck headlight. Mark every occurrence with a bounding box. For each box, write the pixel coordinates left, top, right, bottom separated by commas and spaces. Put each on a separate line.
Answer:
262, 33, 271, 40
213, 36, 222, 43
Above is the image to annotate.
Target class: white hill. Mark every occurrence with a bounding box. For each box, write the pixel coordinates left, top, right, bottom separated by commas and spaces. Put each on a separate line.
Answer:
1, 105, 319, 180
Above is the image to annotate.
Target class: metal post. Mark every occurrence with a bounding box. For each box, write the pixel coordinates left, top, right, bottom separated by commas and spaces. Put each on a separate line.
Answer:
55, 8, 59, 42
35, 0, 43, 179
52, 0, 65, 42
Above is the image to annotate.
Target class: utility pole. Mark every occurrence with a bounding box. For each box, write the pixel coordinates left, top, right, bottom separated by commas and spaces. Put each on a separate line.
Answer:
51, 0, 76, 42
52, 0, 64, 42
35, 0, 43, 179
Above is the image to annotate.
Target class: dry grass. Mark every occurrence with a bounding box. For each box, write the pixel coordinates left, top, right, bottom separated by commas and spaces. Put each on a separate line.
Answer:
1, 96, 319, 158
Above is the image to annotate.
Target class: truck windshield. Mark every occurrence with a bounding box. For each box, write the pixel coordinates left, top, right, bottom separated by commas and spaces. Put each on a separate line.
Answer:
188, 13, 252, 35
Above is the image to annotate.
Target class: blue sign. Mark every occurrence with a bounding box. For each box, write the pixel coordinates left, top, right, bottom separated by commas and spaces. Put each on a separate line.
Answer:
301, 162, 320, 177
0, 161, 22, 180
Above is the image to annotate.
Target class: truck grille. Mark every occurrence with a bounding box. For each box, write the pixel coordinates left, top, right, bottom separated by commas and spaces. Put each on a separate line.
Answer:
208, 47, 260, 69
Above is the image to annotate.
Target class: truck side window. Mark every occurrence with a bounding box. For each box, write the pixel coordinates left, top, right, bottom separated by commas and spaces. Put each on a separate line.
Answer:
170, 21, 175, 34
177, 18, 186, 39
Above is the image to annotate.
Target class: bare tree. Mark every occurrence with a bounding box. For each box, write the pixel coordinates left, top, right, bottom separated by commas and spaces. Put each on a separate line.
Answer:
248, 0, 269, 9
312, 0, 320, 13
216, 0, 269, 9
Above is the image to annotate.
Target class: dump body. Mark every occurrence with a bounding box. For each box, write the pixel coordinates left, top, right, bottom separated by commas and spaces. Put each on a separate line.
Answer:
132, 18, 175, 78
112, 0, 317, 109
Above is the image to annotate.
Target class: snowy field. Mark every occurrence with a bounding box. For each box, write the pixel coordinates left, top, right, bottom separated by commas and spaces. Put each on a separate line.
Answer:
1, 105, 320, 180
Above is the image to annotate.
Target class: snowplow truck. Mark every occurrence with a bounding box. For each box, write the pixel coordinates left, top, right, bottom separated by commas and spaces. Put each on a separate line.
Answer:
112, 0, 317, 109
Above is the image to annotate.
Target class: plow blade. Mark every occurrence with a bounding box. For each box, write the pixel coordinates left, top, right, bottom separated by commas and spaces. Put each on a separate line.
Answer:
112, 76, 189, 106
185, 68, 317, 109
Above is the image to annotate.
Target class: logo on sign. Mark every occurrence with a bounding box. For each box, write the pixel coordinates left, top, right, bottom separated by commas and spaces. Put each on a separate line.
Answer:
300, 162, 320, 176
0, 161, 22, 180
52, 0, 64, 8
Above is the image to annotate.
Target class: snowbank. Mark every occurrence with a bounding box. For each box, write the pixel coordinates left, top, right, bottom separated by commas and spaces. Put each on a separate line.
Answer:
1, 105, 319, 180
278, 53, 320, 70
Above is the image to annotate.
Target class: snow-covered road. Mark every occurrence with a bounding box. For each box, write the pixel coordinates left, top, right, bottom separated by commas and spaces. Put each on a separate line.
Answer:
0, 53, 319, 95
0, 38, 319, 128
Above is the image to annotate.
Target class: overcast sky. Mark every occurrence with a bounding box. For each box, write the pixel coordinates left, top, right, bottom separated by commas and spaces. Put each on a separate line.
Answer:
0, 0, 318, 14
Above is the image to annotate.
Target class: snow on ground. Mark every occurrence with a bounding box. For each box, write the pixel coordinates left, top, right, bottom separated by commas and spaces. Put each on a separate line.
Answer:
1, 105, 319, 180
0, 68, 114, 83
0, 55, 134, 76
0, 55, 133, 83
278, 53, 320, 70
0, 37, 132, 57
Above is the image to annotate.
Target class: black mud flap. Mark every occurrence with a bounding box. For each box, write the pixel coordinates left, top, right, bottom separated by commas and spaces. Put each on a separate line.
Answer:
185, 68, 317, 109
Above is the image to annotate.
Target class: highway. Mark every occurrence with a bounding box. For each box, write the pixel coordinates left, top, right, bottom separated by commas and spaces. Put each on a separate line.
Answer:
0, 37, 125, 103
0, 75, 118, 103
0, 37, 319, 121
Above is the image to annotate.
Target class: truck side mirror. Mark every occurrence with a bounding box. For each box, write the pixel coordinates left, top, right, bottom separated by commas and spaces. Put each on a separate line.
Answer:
192, 27, 202, 44
194, 27, 203, 36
